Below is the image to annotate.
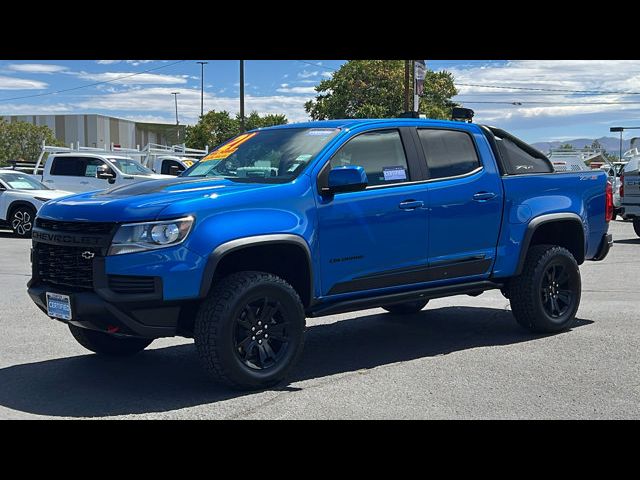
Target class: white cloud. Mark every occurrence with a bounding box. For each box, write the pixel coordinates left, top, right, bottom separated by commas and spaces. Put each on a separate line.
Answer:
298, 70, 319, 79
96, 60, 154, 66
8, 63, 67, 74
75, 71, 187, 85
280, 83, 289, 88
0, 102, 74, 114
276, 86, 317, 94
0, 76, 48, 90
321, 71, 333, 78
68, 86, 313, 124
440, 60, 640, 140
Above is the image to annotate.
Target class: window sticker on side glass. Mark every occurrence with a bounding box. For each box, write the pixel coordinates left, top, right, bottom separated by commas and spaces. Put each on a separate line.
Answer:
382, 166, 407, 181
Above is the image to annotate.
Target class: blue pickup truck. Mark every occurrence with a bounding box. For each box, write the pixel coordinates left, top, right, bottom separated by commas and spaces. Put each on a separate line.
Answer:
28, 119, 613, 389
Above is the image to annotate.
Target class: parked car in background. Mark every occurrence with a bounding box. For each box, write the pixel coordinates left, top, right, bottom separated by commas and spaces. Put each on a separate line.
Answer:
39, 153, 172, 193
620, 152, 640, 235
0, 170, 71, 237
143, 155, 194, 176
601, 162, 626, 219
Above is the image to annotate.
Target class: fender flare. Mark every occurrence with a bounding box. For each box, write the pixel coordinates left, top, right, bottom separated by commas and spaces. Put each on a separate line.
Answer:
198, 234, 314, 300
514, 212, 584, 276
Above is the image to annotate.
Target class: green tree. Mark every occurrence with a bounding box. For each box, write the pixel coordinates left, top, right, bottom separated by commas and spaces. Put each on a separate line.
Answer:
304, 60, 458, 120
185, 110, 288, 150
559, 143, 574, 150
0, 119, 62, 166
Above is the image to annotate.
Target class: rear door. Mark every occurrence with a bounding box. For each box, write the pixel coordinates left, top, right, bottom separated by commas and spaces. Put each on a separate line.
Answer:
417, 127, 503, 280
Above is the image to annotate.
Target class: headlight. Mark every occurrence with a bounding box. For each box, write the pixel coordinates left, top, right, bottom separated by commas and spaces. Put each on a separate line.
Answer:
108, 216, 194, 256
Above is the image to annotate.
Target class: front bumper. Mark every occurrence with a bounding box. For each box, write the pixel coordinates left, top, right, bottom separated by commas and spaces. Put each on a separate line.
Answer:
28, 283, 187, 338
592, 233, 613, 262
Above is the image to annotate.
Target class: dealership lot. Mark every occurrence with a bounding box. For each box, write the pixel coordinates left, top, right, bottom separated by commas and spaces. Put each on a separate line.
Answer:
0, 220, 638, 419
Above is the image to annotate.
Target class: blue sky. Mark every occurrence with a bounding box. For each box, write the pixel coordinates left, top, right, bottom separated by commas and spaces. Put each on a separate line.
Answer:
1, 59, 640, 144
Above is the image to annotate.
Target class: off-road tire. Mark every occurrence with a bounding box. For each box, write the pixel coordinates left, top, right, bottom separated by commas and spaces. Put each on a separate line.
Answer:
633, 218, 640, 237
508, 245, 581, 333
68, 324, 153, 355
194, 271, 306, 390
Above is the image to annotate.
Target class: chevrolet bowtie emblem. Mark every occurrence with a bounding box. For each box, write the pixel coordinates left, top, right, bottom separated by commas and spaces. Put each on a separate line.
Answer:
81, 251, 95, 260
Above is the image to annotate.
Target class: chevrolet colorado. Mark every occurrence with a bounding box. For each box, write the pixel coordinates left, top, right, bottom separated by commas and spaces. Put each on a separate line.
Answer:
28, 119, 613, 389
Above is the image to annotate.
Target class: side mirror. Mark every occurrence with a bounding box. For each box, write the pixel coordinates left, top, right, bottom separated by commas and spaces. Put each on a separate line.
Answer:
96, 165, 116, 184
325, 165, 368, 195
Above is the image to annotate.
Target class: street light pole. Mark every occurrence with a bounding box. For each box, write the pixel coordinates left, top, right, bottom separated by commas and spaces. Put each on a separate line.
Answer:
239, 60, 245, 132
404, 60, 410, 113
610, 126, 640, 160
197, 61, 208, 117
171, 92, 180, 141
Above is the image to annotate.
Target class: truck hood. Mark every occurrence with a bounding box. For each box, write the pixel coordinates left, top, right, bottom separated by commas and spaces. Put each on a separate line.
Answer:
38, 177, 276, 222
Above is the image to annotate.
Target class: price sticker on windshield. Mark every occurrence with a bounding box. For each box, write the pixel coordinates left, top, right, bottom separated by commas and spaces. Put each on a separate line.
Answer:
202, 132, 259, 161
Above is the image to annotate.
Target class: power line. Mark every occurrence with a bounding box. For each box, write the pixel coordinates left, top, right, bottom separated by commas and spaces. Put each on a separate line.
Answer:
0, 60, 186, 103
297, 61, 640, 97
460, 100, 640, 105
455, 82, 640, 95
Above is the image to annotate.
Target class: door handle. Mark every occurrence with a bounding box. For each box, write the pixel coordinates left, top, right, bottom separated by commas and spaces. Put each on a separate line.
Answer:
472, 192, 496, 201
399, 200, 424, 210
80, 181, 89, 185
43, 180, 53, 183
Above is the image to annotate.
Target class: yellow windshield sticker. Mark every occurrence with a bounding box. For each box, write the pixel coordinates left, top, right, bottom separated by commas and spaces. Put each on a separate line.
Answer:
182, 159, 195, 168
202, 132, 259, 161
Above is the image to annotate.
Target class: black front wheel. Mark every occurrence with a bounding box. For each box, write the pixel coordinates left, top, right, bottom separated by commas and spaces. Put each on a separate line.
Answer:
11, 205, 36, 238
69, 324, 153, 355
508, 245, 581, 333
633, 218, 640, 237
194, 271, 306, 390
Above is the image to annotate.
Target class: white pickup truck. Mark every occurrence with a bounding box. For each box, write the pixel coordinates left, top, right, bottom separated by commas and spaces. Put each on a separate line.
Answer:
40, 153, 172, 193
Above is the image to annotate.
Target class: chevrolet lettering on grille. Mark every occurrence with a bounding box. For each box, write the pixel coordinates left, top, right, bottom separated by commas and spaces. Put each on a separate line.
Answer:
32, 230, 103, 246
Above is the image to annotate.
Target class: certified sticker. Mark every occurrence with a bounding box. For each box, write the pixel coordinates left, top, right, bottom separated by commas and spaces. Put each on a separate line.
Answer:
382, 166, 407, 181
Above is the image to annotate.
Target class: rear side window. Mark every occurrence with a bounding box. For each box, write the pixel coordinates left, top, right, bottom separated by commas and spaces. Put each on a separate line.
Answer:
417, 129, 481, 179
496, 137, 553, 174
330, 130, 410, 187
50, 157, 85, 176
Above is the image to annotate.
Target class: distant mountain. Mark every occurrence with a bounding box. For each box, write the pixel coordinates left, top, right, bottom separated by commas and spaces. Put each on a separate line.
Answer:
531, 136, 635, 154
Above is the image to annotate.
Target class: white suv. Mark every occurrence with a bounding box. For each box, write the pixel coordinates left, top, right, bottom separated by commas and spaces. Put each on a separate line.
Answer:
0, 170, 71, 237
41, 153, 172, 193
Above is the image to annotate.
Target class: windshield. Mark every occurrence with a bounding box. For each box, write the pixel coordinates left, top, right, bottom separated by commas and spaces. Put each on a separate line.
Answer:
108, 158, 154, 175
183, 127, 339, 182
0, 172, 48, 190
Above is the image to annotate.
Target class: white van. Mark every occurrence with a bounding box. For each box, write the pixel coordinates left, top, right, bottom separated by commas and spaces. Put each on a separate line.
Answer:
41, 153, 172, 193
620, 153, 640, 234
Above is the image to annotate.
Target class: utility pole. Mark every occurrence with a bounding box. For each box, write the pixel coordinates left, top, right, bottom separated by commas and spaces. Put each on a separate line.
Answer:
239, 60, 245, 132
404, 60, 410, 113
197, 61, 208, 117
171, 92, 180, 140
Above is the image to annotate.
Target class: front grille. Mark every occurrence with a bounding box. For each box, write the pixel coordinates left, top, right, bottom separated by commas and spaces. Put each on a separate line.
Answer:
36, 244, 96, 289
35, 218, 115, 235
108, 275, 157, 294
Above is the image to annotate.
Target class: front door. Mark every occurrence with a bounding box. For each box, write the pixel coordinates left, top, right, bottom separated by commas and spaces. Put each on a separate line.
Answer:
316, 128, 429, 296
417, 128, 503, 280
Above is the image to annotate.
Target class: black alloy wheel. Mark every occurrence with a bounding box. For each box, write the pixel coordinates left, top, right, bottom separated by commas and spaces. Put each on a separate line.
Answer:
540, 263, 573, 319
234, 296, 290, 370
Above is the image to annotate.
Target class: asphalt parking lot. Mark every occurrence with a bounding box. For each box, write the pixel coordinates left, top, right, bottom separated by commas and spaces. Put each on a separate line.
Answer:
0, 220, 638, 419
